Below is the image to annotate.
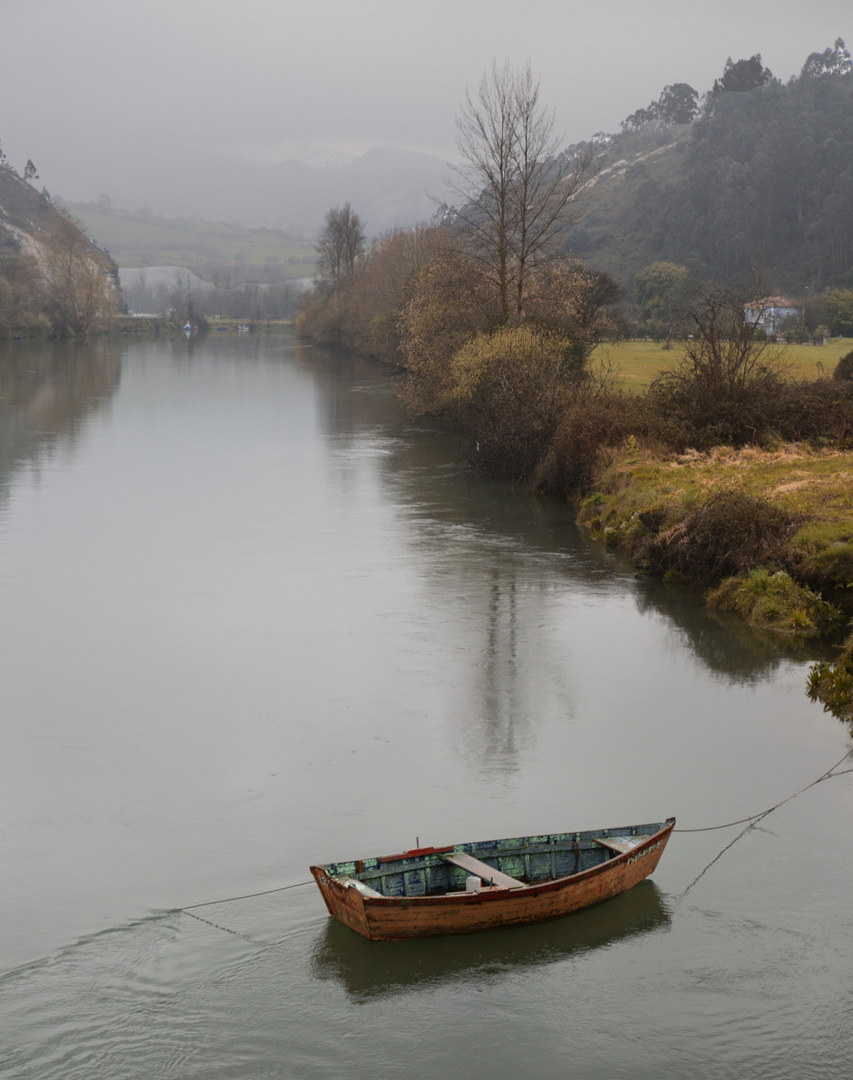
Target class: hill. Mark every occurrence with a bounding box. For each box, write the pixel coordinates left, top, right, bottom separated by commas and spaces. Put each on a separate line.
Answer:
84, 145, 451, 239
564, 56, 853, 296
0, 158, 57, 260
66, 201, 318, 286
0, 161, 118, 337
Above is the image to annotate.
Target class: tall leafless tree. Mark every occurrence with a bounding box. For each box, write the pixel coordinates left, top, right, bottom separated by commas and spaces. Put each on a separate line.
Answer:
317, 202, 366, 286
449, 61, 596, 324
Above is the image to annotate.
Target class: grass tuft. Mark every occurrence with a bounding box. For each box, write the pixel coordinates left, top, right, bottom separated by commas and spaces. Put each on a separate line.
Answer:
708, 569, 842, 638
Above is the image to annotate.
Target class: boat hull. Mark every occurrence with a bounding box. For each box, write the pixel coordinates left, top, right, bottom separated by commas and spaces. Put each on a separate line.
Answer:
311, 819, 674, 940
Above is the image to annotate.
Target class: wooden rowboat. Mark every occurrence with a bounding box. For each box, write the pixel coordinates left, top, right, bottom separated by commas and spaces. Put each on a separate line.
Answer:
310, 817, 675, 940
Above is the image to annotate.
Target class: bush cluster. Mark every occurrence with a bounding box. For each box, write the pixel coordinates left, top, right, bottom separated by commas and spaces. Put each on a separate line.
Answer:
807, 633, 853, 722
300, 246, 853, 560
296, 225, 450, 366
534, 389, 648, 496
833, 349, 853, 382
642, 375, 853, 451
640, 490, 796, 588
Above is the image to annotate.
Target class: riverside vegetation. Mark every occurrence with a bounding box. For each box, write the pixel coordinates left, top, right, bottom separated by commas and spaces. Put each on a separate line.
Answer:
0, 154, 119, 338
0, 152, 308, 336
297, 54, 853, 722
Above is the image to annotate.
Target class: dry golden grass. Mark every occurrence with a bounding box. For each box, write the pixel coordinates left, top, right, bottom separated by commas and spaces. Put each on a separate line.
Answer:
582, 442, 853, 592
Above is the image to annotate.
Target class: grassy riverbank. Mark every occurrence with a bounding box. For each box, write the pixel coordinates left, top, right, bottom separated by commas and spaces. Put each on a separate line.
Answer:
578, 441, 853, 638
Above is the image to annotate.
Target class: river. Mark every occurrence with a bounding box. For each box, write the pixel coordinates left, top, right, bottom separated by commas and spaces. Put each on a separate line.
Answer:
1, 333, 851, 1079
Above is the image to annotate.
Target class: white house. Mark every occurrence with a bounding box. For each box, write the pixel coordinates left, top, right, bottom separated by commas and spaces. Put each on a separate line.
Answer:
743, 296, 800, 333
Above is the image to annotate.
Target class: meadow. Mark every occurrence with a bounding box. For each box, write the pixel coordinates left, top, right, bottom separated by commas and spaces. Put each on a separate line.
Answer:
70, 204, 318, 282
593, 338, 850, 392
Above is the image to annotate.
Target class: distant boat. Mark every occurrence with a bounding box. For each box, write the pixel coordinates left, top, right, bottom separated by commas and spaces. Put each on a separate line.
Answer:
310, 818, 675, 940
237, 324, 250, 333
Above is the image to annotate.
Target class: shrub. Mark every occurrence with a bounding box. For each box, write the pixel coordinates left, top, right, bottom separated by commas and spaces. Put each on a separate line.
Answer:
534, 388, 648, 496
296, 224, 450, 361
646, 282, 791, 448
397, 248, 500, 416
443, 324, 587, 479
807, 633, 853, 722
641, 490, 796, 588
833, 349, 853, 383
825, 289, 853, 337
708, 568, 842, 637
769, 378, 853, 443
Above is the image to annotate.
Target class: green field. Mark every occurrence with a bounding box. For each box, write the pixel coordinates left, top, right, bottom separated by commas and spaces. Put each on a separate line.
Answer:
592, 338, 851, 392
70, 203, 318, 283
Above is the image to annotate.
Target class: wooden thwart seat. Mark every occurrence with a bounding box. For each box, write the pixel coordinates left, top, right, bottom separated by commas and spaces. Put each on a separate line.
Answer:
441, 851, 525, 889
594, 836, 642, 855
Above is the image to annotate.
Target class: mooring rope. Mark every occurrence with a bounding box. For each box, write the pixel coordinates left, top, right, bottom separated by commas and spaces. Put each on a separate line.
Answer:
675, 747, 853, 897
178, 879, 313, 912
173, 748, 853, 930
180, 908, 260, 942
673, 748, 853, 833
174, 879, 315, 940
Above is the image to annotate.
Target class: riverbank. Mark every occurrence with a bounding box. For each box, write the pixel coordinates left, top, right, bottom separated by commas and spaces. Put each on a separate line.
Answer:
1, 316, 296, 341
577, 441, 853, 640
113, 315, 294, 335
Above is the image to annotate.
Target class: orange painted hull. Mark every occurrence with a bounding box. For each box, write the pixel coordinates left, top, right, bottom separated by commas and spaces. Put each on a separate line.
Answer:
311, 818, 674, 940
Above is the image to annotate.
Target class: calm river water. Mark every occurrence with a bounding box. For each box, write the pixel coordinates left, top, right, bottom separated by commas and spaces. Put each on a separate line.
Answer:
2, 333, 852, 1079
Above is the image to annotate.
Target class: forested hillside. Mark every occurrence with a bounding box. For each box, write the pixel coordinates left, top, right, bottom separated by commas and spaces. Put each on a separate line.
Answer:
0, 153, 119, 337
567, 40, 853, 294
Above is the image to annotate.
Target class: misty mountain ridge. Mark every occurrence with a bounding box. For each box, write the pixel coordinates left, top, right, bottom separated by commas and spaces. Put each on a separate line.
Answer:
15, 38, 851, 297
88, 144, 451, 240
221, 140, 358, 171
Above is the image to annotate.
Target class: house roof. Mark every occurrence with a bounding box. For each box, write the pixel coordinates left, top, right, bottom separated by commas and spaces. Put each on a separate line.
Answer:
744, 296, 797, 310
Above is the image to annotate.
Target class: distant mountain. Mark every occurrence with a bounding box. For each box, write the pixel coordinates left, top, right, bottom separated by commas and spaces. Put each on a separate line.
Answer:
95, 145, 451, 240
254, 145, 449, 236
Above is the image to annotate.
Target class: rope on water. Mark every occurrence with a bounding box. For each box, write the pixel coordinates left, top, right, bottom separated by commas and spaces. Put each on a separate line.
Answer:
173, 748, 853, 921
180, 909, 259, 942
673, 749, 853, 833
175, 879, 315, 941
676, 747, 853, 897
178, 879, 314, 912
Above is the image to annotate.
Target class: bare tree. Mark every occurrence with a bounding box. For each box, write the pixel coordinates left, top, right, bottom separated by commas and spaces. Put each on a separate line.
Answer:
648, 283, 791, 445
317, 202, 366, 286
449, 60, 596, 324
37, 207, 117, 335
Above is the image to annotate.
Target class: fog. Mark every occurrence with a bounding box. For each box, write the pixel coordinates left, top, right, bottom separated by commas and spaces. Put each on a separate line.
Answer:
2, 0, 850, 232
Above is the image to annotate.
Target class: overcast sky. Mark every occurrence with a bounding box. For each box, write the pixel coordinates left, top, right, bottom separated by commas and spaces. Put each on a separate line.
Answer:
2, 0, 850, 211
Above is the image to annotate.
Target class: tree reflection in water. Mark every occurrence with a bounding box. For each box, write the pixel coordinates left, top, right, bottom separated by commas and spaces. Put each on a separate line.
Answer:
0, 339, 121, 508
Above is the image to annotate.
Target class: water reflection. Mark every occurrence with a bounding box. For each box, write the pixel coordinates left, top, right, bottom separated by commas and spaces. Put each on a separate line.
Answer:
295, 338, 830, 777
475, 572, 523, 776
0, 340, 120, 506
299, 340, 828, 672
311, 882, 670, 1001
633, 575, 830, 684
